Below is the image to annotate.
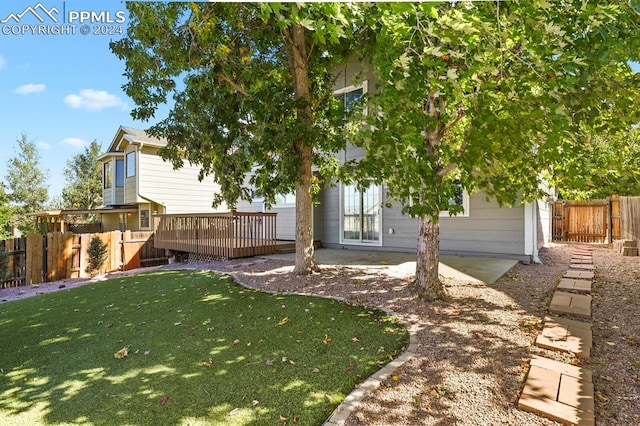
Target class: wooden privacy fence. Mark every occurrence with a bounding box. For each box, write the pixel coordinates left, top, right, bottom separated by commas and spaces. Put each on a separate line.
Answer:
154, 211, 277, 259
1, 230, 166, 288
552, 198, 621, 243
619, 196, 640, 241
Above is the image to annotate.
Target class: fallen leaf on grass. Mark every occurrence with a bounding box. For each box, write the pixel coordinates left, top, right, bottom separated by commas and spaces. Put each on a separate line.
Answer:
347, 362, 355, 371
229, 408, 239, 416
114, 347, 129, 359
202, 358, 214, 367
160, 396, 169, 404
279, 415, 288, 422
277, 317, 289, 326
265, 359, 274, 366
232, 339, 241, 345
322, 334, 331, 345
144, 350, 151, 356
252, 400, 259, 406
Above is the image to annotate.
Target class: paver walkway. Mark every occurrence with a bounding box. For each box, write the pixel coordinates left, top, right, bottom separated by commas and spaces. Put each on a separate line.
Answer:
549, 291, 592, 318
519, 246, 596, 425
518, 356, 594, 426
564, 270, 594, 280
535, 316, 592, 358
557, 278, 592, 293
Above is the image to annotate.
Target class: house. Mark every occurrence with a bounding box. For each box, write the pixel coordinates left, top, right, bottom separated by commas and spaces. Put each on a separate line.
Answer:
31, 126, 227, 234
236, 63, 553, 262
96, 126, 227, 231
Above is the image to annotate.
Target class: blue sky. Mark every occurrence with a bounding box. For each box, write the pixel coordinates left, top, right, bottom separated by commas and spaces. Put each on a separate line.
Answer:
0, 0, 166, 200
1, 1, 639, 202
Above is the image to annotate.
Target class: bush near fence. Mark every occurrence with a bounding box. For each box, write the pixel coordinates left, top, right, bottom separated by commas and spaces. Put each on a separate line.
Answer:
0, 230, 167, 288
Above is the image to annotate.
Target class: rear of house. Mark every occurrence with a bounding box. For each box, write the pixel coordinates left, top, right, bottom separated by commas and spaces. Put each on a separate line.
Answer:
236, 60, 552, 262
99, 126, 227, 231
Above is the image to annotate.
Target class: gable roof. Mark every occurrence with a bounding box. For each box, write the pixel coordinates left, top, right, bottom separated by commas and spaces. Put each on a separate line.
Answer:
100, 126, 168, 158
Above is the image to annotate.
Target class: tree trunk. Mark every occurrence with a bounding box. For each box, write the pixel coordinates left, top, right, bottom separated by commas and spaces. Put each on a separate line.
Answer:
285, 22, 317, 274
414, 215, 446, 301
293, 144, 318, 274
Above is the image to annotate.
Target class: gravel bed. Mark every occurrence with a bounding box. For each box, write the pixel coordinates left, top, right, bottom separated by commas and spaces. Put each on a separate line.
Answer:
1, 243, 637, 425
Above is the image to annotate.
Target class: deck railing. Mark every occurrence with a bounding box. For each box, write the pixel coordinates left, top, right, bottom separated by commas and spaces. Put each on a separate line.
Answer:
153, 212, 277, 259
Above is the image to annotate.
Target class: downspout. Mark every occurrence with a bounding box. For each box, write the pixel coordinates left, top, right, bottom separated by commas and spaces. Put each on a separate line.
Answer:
531, 201, 542, 264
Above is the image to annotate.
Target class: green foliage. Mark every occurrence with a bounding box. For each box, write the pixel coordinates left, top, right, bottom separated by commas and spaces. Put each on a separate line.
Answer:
4, 133, 49, 234
0, 182, 15, 239
0, 270, 407, 425
62, 140, 103, 211
349, 1, 640, 220
110, 2, 358, 208
554, 127, 640, 199
85, 235, 108, 275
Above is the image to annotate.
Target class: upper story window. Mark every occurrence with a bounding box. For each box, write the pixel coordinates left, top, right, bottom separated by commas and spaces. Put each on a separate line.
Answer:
126, 151, 136, 177
116, 159, 125, 187
334, 81, 367, 125
103, 161, 112, 189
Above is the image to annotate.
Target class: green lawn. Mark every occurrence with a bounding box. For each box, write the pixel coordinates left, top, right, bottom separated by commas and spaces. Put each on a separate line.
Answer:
0, 270, 408, 425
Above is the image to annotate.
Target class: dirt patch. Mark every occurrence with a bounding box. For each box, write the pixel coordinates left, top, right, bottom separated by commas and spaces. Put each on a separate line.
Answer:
1, 244, 637, 425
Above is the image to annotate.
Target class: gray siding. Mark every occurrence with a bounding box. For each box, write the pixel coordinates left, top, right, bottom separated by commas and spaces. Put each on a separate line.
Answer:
137, 147, 226, 213
322, 183, 528, 258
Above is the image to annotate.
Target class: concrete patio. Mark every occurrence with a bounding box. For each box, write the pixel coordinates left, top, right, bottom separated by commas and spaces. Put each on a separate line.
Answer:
262, 248, 519, 284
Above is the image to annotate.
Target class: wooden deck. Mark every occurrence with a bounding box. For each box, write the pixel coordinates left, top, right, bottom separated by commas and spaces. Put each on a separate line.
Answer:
154, 212, 278, 259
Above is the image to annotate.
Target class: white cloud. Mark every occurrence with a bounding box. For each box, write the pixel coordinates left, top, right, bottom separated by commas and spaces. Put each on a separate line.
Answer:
15, 83, 46, 95
63, 89, 126, 111
0, 56, 6, 69
61, 137, 88, 148
37, 141, 52, 150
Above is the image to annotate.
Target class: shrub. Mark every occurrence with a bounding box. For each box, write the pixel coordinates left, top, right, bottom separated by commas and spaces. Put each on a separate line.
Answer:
85, 235, 108, 275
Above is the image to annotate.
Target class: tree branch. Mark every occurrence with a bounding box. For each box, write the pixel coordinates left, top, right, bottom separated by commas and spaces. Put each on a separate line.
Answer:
218, 72, 249, 97
438, 139, 470, 177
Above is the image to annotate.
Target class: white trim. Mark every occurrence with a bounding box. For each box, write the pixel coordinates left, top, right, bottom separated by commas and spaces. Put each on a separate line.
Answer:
339, 182, 383, 247
334, 80, 368, 117
524, 201, 541, 262
439, 190, 471, 218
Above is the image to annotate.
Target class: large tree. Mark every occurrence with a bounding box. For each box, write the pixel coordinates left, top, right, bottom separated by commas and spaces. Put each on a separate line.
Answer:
554, 127, 640, 200
347, 2, 640, 300
5, 133, 49, 234
111, 2, 359, 273
62, 140, 103, 211
0, 182, 15, 239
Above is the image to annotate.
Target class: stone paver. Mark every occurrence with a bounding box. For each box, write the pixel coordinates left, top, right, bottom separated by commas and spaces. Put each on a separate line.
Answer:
564, 270, 594, 280
549, 291, 592, 318
569, 264, 595, 270
518, 356, 594, 426
535, 316, 592, 358
557, 278, 592, 293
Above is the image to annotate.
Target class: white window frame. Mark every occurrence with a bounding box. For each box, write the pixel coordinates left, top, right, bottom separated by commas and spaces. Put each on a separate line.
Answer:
126, 151, 136, 178
339, 182, 383, 246
439, 190, 470, 218
334, 80, 368, 120
273, 192, 295, 208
